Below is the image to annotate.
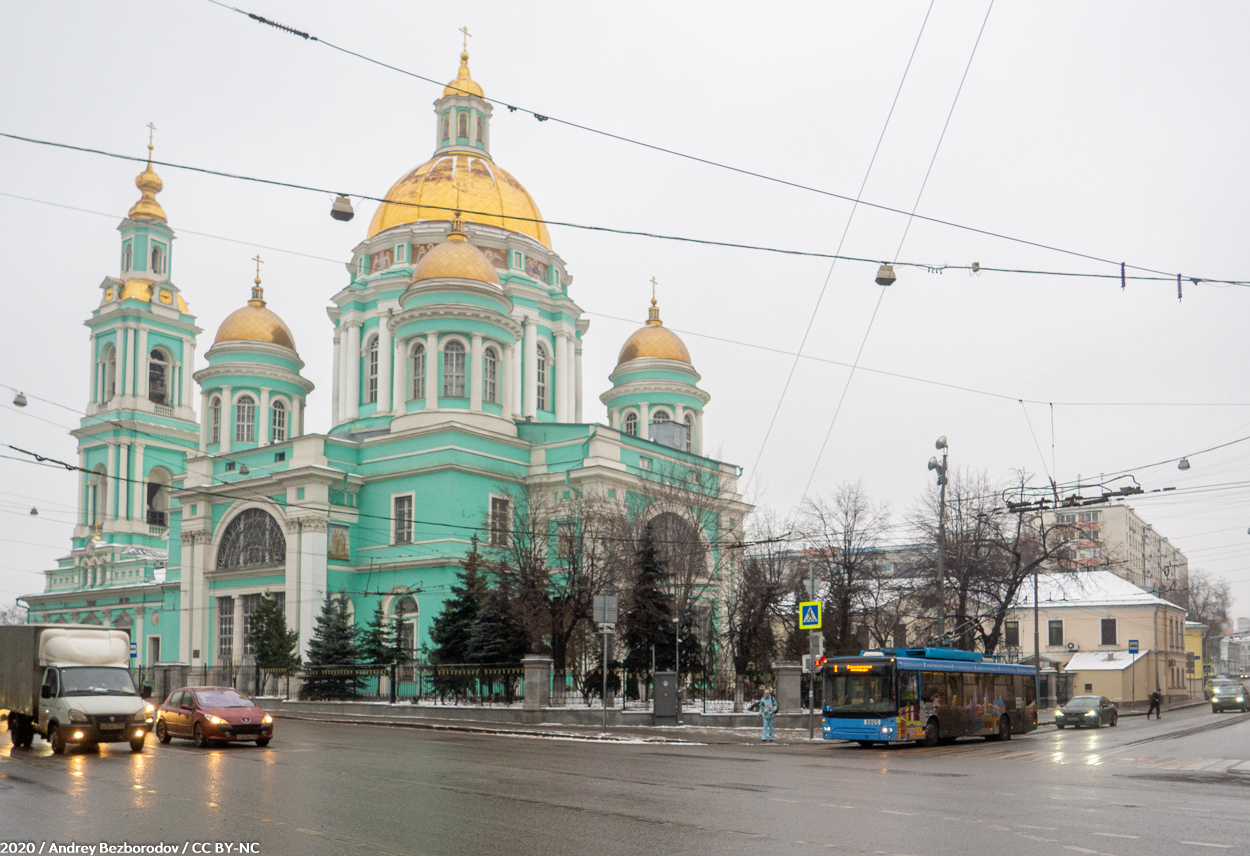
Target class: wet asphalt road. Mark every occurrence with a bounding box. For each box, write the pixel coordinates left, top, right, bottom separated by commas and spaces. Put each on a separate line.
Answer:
1, 707, 1247, 856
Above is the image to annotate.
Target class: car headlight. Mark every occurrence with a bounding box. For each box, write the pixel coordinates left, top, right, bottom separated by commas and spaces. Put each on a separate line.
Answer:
145, 703, 156, 715
68, 709, 89, 724
206, 715, 226, 725
1085, 711, 1098, 717
1238, 697, 1245, 703
262, 714, 273, 724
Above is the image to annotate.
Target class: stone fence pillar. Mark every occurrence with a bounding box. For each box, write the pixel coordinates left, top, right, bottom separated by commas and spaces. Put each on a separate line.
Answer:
773, 662, 802, 715
522, 656, 553, 711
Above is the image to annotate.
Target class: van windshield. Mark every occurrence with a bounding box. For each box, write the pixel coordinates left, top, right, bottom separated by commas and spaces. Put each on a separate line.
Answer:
59, 667, 137, 696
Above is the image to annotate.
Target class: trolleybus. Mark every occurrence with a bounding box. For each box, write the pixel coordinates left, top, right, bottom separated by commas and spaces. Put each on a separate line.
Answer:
821, 647, 1037, 746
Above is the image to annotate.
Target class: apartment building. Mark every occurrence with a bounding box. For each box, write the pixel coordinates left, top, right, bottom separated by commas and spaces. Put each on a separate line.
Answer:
1045, 504, 1188, 596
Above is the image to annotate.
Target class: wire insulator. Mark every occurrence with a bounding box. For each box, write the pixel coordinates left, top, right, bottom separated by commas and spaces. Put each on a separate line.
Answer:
1177, 272, 1183, 302
1121, 262, 1126, 290
247, 12, 315, 40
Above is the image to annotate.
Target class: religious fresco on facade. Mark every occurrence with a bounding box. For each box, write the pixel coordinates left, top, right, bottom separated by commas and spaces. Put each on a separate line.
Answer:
328, 523, 350, 560
525, 257, 549, 283
480, 246, 507, 269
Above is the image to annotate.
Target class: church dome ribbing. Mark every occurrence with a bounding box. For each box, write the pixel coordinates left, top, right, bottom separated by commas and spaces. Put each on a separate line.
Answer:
411, 216, 501, 286
617, 297, 691, 365
215, 280, 296, 350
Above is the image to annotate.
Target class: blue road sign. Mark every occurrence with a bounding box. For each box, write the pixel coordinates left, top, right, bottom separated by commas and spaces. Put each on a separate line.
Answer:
1128, 639, 1139, 654
799, 601, 822, 630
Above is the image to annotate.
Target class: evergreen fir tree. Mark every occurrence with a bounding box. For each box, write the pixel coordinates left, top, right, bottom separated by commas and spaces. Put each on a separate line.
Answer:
621, 528, 675, 690
299, 591, 361, 700
247, 595, 301, 670
429, 541, 486, 664
466, 588, 528, 664
356, 602, 403, 665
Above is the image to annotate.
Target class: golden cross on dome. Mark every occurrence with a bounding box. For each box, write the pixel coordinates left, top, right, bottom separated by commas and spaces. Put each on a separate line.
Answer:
459, 25, 472, 51
650, 276, 658, 301
252, 254, 264, 282
146, 122, 157, 147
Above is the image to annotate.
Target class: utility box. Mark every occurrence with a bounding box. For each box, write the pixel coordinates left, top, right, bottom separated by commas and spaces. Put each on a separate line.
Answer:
653, 671, 678, 725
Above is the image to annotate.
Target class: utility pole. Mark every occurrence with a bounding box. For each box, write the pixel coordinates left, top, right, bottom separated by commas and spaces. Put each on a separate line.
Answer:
809, 561, 817, 740
928, 437, 949, 642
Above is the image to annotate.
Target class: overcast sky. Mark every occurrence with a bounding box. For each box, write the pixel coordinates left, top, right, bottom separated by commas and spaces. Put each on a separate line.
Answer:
3, 2, 1249, 619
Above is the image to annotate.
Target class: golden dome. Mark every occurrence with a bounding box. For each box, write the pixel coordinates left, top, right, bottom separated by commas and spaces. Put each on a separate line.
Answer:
412, 218, 501, 286
367, 153, 551, 248
110, 278, 189, 313
617, 298, 692, 365
214, 283, 296, 350
443, 51, 483, 97
128, 142, 167, 222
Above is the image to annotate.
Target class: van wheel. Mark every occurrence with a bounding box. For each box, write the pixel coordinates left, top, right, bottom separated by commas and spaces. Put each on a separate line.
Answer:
49, 724, 66, 755
255, 738, 270, 747
155, 720, 170, 744
921, 719, 939, 747
130, 736, 145, 753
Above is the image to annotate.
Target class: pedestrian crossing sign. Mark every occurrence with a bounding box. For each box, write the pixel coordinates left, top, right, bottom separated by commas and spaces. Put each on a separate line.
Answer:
799, 601, 822, 630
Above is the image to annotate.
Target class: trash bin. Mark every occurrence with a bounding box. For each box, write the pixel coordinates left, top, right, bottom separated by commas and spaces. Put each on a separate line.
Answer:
654, 671, 678, 726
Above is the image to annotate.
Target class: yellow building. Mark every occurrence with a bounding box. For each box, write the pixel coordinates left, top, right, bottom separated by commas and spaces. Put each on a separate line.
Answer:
1185, 621, 1207, 698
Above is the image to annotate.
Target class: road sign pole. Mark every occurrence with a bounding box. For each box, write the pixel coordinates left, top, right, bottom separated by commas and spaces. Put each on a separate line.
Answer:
603, 627, 609, 734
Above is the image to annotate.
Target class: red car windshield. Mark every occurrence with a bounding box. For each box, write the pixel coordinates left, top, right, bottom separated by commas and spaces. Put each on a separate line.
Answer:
194, 690, 253, 708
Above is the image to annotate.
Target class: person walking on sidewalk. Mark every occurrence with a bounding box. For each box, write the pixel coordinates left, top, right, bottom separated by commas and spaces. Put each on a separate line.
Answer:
1147, 687, 1163, 719
759, 688, 778, 742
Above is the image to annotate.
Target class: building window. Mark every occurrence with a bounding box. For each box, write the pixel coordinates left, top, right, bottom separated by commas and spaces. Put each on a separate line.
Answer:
441, 113, 450, 141
393, 495, 413, 544
489, 496, 511, 547
685, 413, 695, 446
151, 244, 166, 275
235, 395, 256, 443
1100, 618, 1117, 646
121, 243, 133, 271
1048, 620, 1064, 647
146, 475, 169, 527
623, 412, 638, 436
639, 456, 652, 471
651, 409, 670, 424
241, 594, 262, 656
1004, 620, 1019, 648
210, 396, 221, 444
475, 113, 484, 143
216, 509, 286, 569
366, 335, 379, 404
101, 344, 117, 401
556, 520, 577, 560
443, 341, 466, 398
147, 349, 170, 405
218, 597, 234, 663
536, 347, 548, 411
411, 344, 426, 400
483, 347, 498, 404
271, 399, 287, 443
394, 595, 418, 655
457, 110, 468, 138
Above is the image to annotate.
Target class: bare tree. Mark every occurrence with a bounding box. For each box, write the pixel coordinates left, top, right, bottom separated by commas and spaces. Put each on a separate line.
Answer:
723, 510, 795, 709
799, 481, 891, 656
1182, 568, 1232, 667
0, 603, 26, 625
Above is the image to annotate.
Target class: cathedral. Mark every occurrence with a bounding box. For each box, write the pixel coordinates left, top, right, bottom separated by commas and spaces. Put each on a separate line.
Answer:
20, 51, 750, 672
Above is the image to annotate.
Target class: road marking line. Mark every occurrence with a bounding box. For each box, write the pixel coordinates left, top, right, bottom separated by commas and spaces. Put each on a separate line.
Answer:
1018, 825, 1058, 830
1018, 834, 1058, 843
1064, 847, 1099, 854
822, 804, 854, 809
769, 798, 799, 803
880, 810, 914, 816
1093, 833, 1139, 839
1179, 843, 1231, 849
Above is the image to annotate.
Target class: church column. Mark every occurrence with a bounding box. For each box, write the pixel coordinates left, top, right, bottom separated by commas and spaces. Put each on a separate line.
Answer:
118, 443, 131, 520
219, 385, 232, 454
424, 332, 439, 410
639, 402, 651, 441
502, 343, 514, 419
609, 409, 620, 429
470, 333, 483, 411
377, 317, 393, 414
199, 392, 210, 450
182, 339, 196, 408
331, 329, 342, 424
131, 443, 145, 523
554, 332, 569, 422
121, 326, 134, 397
294, 399, 304, 437
345, 322, 361, 420
511, 340, 522, 417
391, 336, 406, 414
695, 410, 704, 455
523, 318, 537, 418
136, 327, 148, 400
574, 342, 584, 422
76, 449, 87, 527
258, 388, 271, 445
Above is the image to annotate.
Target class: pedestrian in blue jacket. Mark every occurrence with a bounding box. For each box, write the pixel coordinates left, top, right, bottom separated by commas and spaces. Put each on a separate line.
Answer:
760, 688, 779, 742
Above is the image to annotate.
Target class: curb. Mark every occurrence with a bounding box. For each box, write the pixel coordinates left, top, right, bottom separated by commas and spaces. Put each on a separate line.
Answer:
268, 711, 701, 744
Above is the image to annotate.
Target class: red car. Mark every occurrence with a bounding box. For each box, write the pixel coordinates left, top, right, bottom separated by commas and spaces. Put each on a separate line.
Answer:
154, 686, 273, 747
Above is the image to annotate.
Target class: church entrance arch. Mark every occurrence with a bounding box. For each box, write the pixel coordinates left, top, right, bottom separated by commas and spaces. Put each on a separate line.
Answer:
216, 507, 286, 570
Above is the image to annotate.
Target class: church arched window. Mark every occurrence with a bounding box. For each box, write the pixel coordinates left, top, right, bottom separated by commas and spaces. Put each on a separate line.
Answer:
100, 344, 117, 402
651, 409, 670, 424
271, 399, 287, 443
235, 395, 256, 443
393, 595, 418, 658
536, 346, 549, 411
216, 508, 286, 569
411, 344, 426, 400
146, 468, 171, 528
457, 110, 468, 139
210, 396, 221, 444
475, 114, 484, 144
441, 113, 450, 142
121, 242, 133, 272
623, 411, 638, 436
685, 413, 695, 450
151, 244, 166, 275
147, 348, 170, 405
483, 347, 498, 404
443, 340, 466, 398
365, 335, 379, 404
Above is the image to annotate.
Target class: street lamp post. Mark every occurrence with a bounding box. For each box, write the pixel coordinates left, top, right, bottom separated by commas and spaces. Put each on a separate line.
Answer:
928, 437, 949, 642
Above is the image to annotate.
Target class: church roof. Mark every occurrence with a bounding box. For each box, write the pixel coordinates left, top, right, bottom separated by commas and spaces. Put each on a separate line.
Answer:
617, 297, 691, 365
214, 282, 296, 351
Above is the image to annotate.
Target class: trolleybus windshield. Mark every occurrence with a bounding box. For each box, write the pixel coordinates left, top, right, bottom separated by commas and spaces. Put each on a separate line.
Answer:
824, 663, 896, 717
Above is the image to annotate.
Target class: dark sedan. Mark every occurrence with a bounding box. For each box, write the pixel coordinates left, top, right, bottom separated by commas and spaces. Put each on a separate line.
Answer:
1054, 695, 1118, 729
1209, 679, 1248, 712
154, 686, 273, 747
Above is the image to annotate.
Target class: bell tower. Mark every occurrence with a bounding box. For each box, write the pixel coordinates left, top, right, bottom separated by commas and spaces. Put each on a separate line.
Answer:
432, 37, 493, 159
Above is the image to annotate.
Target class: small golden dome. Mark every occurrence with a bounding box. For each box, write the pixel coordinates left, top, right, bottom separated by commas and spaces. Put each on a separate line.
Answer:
214, 283, 296, 350
128, 142, 167, 223
444, 51, 484, 97
412, 217, 501, 286
617, 298, 692, 365
367, 153, 551, 248
111, 278, 189, 313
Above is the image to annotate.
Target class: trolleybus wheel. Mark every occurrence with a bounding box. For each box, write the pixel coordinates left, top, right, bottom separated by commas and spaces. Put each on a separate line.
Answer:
921, 719, 939, 747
